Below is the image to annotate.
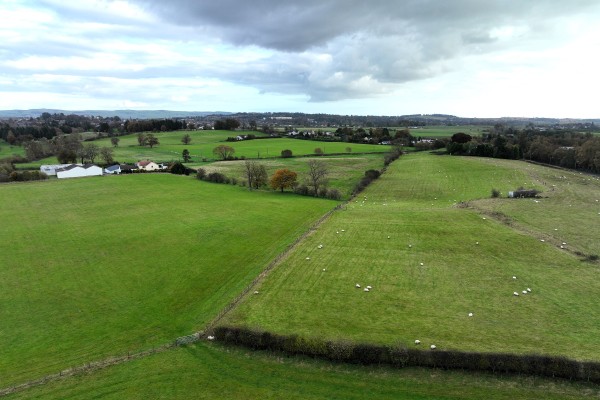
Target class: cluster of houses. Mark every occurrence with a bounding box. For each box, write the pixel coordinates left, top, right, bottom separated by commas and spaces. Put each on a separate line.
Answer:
40, 160, 168, 179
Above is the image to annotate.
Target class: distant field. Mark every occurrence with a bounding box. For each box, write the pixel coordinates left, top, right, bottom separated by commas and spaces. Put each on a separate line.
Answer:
21, 130, 389, 167
9, 343, 599, 400
0, 174, 336, 386
223, 153, 600, 361
194, 154, 385, 198
410, 125, 487, 138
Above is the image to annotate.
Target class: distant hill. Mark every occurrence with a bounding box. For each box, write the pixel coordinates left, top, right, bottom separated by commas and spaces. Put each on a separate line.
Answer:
0, 109, 232, 119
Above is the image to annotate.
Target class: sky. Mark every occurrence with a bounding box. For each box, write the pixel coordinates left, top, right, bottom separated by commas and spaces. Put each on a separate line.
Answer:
1, 0, 599, 118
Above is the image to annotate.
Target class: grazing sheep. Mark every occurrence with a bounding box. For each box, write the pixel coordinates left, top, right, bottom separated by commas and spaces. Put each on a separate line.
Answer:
254, 291, 259, 295
420, 262, 424, 266
356, 284, 361, 288
540, 239, 545, 242
341, 229, 345, 232
409, 244, 412, 248
415, 340, 421, 345
513, 276, 517, 280
207, 336, 215, 340
513, 292, 519, 296
476, 241, 479, 245
306, 257, 310, 260
527, 288, 532, 292
468, 312, 473, 317
364, 288, 370, 292
388, 236, 391, 239
366, 285, 372, 289
522, 290, 528, 294
322, 268, 326, 272
430, 345, 437, 350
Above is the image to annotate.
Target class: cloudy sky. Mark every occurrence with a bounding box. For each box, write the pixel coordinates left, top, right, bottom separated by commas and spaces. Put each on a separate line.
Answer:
1, 0, 599, 117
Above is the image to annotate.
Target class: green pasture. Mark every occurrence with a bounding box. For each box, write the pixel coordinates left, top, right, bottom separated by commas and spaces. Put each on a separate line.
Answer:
9, 343, 599, 400
22, 130, 389, 167
0, 141, 24, 159
0, 174, 336, 386
410, 125, 486, 138
224, 153, 600, 360
194, 153, 385, 198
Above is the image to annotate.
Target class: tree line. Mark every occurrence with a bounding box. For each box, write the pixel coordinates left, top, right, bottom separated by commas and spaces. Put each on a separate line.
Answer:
443, 126, 600, 173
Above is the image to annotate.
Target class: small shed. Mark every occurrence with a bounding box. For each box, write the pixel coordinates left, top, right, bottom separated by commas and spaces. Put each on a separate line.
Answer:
104, 164, 121, 175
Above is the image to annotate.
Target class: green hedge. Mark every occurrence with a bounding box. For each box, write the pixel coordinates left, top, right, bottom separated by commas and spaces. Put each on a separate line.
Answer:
213, 326, 600, 383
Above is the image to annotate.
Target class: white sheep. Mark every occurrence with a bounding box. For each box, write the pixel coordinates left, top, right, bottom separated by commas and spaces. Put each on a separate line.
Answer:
522, 290, 527, 294
355, 283, 361, 288
207, 335, 215, 340
430, 344, 436, 350
415, 339, 421, 345
420, 262, 424, 266
387, 236, 390, 239
318, 244, 323, 249
468, 312, 473, 317
475, 241, 479, 245
513, 276, 517, 280
513, 292, 519, 296
366, 285, 372, 289
364, 288, 370, 292
306, 257, 310, 260
527, 288, 532, 292
322, 268, 326, 272
409, 244, 412, 248
540, 239, 545, 242
254, 291, 259, 295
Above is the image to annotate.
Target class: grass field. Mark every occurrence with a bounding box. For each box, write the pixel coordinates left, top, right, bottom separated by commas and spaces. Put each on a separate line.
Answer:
0, 174, 336, 386
223, 153, 600, 360
193, 153, 385, 198
410, 125, 487, 138
0, 141, 24, 159
8, 342, 600, 400
20, 130, 389, 167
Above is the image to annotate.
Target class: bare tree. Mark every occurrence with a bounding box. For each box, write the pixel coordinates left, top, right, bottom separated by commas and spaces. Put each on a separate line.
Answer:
84, 143, 100, 164
213, 145, 235, 160
100, 147, 114, 164
306, 159, 328, 196
244, 160, 267, 190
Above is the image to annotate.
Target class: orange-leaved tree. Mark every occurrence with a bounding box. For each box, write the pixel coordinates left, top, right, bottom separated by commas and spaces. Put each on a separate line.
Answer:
270, 168, 298, 192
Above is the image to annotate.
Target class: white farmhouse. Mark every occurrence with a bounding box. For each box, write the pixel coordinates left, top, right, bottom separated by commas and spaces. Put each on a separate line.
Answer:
136, 160, 160, 171
56, 164, 103, 179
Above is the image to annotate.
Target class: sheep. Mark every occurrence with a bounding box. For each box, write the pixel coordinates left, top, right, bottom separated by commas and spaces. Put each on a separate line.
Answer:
420, 262, 424, 266
430, 345, 437, 350
254, 291, 259, 295
513, 292, 519, 296
527, 288, 532, 292
522, 290, 528, 294
475, 241, 479, 245
341, 229, 345, 232
318, 244, 323, 249
322, 268, 326, 272
306, 257, 310, 260
415, 339, 421, 345
366, 285, 372, 289
387, 235, 391, 239
512, 276, 517, 280
408, 244, 412, 248
355, 283, 361, 288
207, 336, 215, 340
364, 288, 370, 292
468, 312, 473, 317
540, 239, 545, 242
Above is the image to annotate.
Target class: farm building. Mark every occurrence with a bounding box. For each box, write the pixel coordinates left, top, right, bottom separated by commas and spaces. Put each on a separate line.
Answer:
104, 164, 121, 174
40, 164, 72, 176
136, 160, 167, 171
56, 164, 103, 179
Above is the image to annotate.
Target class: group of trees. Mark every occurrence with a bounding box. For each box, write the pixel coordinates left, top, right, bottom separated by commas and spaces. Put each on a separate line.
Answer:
213, 118, 241, 130
18, 134, 115, 165
445, 127, 600, 173
136, 133, 160, 148
124, 119, 185, 134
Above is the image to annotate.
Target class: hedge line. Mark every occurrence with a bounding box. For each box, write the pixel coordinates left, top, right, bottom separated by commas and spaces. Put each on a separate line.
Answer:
213, 326, 600, 383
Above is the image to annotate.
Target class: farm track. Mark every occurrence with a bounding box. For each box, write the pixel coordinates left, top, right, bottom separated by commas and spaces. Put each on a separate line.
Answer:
0, 203, 344, 398
464, 201, 598, 263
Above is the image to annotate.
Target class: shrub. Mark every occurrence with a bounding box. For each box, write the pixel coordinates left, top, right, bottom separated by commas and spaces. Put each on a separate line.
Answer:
326, 188, 342, 200
317, 187, 328, 198
294, 184, 310, 196
314, 147, 324, 156
169, 162, 188, 175
207, 172, 226, 183
196, 168, 206, 180
230, 177, 238, 185
491, 188, 500, 198
281, 149, 293, 158
364, 169, 381, 180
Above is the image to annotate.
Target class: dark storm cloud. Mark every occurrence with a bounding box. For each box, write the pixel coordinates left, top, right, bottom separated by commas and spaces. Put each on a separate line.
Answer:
121, 0, 600, 101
